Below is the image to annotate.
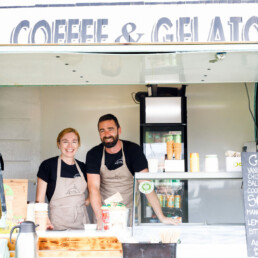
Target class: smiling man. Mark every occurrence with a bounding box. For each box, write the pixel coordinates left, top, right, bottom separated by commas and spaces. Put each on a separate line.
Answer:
86, 114, 179, 229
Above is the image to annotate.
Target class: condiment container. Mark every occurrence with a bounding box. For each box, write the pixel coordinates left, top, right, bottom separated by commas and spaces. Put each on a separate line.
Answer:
205, 154, 219, 172
190, 153, 199, 172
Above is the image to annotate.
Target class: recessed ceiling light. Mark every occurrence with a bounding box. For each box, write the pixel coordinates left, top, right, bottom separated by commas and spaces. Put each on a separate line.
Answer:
65, 63, 69, 65
72, 70, 76, 72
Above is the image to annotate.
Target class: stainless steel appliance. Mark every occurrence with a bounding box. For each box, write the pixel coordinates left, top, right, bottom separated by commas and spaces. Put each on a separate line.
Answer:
10, 221, 38, 258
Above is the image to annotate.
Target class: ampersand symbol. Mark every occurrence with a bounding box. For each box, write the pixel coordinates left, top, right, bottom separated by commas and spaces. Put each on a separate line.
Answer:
115, 23, 143, 43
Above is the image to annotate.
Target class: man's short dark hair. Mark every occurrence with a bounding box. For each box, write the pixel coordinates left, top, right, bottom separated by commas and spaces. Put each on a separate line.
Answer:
98, 114, 120, 129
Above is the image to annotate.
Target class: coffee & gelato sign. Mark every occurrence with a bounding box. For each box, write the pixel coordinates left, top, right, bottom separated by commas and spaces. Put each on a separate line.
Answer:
0, 0, 257, 44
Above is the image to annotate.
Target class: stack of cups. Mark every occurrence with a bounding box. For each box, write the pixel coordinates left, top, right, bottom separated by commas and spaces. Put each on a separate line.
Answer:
34, 203, 48, 231
174, 134, 182, 160
174, 143, 182, 160
26, 202, 36, 222
166, 141, 174, 160
166, 135, 174, 160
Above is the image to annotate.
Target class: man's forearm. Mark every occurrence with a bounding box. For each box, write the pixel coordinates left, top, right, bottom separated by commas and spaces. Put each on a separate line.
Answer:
89, 189, 103, 221
145, 191, 165, 221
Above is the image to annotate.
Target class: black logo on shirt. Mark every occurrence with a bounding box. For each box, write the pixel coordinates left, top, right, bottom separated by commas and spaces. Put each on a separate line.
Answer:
114, 158, 123, 166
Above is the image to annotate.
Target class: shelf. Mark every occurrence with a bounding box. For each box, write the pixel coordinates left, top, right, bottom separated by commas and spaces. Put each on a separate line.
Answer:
135, 171, 242, 180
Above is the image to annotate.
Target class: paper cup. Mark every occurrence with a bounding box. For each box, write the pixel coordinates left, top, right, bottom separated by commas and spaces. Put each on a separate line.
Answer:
34, 203, 48, 231
148, 159, 159, 173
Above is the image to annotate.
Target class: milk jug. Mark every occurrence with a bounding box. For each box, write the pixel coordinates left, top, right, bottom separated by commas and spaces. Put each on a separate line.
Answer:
10, 221, 38, 258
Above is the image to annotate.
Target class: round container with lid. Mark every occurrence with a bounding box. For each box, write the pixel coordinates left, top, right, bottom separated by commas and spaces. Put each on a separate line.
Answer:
205, 154, 219, 172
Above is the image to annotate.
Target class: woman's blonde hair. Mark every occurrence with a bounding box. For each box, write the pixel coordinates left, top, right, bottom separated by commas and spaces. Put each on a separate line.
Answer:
56, 128, 81, 147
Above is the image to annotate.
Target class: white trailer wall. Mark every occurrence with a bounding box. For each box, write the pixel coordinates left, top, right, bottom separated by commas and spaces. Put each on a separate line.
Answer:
0, 83, 255, 182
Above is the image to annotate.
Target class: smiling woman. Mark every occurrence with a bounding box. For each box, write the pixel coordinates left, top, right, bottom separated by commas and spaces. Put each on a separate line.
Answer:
57, 128, 80, 163
36, 127, 90, 231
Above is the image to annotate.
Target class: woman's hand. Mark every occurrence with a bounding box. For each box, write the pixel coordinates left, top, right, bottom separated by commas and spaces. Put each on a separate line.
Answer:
46, 217, 54, 230
85, 197, 90, 206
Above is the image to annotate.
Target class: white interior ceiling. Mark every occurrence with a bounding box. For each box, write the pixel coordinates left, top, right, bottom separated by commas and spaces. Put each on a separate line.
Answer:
0, 45, 258, 86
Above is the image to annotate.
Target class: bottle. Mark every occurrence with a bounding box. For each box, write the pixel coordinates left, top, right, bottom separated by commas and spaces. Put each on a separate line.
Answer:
174, 183, 183, 222
167, 191, 175, 208
190, 153, 200, 172
162, 194, 167, 208
174, 190, 181, 209
174, 208, 183, 223
146, 206, 153, 218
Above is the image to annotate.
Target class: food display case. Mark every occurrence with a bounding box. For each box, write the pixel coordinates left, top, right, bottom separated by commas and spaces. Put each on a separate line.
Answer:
140, 96, 188, 173
132, 172, 244, 230
139, 95, 189, 223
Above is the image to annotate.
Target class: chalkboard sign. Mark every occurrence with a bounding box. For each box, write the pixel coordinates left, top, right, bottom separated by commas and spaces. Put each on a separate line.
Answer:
242, 152, 258, 257
122, 243, 177, 258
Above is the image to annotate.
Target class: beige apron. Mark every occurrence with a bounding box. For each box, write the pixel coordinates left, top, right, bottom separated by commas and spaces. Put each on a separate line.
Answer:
100, 141, 134, 210
50, 157, 89, 230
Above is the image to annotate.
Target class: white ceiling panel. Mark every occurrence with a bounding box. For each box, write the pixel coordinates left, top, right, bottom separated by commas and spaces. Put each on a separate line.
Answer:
0, 46, 257, 86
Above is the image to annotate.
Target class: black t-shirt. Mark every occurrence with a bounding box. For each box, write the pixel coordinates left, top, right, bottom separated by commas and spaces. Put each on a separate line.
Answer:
85, 140, 148, 175
37, 156, 87, 202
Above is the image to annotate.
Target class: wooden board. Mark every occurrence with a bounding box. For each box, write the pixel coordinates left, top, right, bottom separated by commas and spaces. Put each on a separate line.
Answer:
3, 235, 123, 257
38, 237, 122, 251
3, 179, 28, 221
10, 250, 122, 258
38, 250, 122, 257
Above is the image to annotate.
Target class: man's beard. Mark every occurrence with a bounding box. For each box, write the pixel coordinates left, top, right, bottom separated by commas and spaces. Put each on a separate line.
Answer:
102, 135, 119, 148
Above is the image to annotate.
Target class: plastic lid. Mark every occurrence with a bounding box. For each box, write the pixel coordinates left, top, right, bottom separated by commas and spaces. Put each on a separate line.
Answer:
19, 221, 37, 233
205, 154, 218, 158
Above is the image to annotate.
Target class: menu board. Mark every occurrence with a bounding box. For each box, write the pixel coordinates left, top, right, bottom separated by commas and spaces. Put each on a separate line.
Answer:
242, 152, 258, 257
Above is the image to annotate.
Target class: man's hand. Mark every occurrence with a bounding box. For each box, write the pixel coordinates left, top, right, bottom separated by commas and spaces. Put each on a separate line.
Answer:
159, 215, 181, 225
96, 218, 103, 230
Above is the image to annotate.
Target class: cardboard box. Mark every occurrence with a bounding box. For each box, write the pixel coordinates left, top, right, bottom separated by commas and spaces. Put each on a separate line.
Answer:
3, 179, 28, 221
165, 160, 185, 172
226, 157, 242, 172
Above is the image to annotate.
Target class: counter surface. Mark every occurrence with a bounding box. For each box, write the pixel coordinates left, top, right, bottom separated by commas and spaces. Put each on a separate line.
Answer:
134, 171, 242, 179
133, 224, 248, 258
1, 224, 250, 258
